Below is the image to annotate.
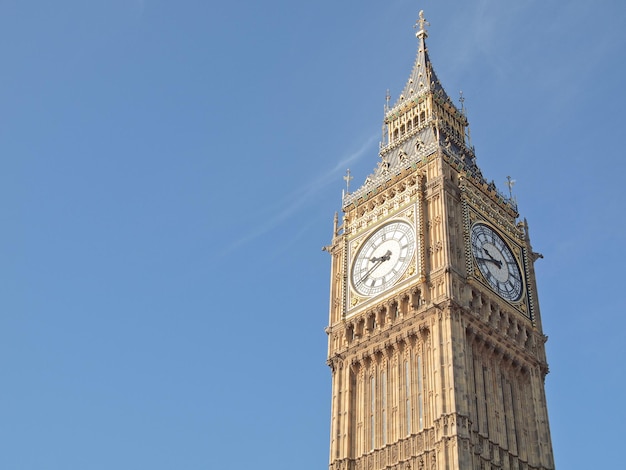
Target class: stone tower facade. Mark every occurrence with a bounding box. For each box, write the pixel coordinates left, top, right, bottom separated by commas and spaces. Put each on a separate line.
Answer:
325, 12, 554, 470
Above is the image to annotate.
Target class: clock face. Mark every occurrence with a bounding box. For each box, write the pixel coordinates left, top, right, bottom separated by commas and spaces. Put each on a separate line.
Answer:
351, 221, 416, 297
470, 223, 523, 302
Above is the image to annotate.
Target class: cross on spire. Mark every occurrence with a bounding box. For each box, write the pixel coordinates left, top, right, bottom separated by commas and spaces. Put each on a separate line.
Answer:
344, 169, 353, 193
506, 175, 516, 199
414, 10, 429, 38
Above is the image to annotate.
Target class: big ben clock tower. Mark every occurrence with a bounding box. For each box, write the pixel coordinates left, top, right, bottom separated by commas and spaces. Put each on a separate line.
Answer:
325, 11, 555, 470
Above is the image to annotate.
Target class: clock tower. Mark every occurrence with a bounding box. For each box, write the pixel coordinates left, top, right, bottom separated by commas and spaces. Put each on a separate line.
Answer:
325, 11, 555, 470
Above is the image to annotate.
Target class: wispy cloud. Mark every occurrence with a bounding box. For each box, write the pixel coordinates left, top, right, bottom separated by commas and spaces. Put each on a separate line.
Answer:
222, 133, 379, 254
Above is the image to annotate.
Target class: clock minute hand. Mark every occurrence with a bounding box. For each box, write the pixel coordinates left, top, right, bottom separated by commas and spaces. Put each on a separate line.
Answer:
359, 259, 383, 283
475, 256, 502, 269
360, 250, 393, 282
482, 248, 502, 268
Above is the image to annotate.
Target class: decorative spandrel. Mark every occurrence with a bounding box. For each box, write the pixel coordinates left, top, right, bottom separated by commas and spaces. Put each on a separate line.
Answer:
462, 198, 532, 319
345, 204, 422, 314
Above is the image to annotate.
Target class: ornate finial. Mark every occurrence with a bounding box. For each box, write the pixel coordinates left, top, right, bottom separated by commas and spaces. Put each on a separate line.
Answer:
506, 175, 516, 199
344, 169, 353, 193
414, 10, 429, 38
459, 90, 466, 115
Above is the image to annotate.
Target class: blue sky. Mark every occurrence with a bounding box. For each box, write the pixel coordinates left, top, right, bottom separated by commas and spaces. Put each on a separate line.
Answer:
1, 1, 625, 469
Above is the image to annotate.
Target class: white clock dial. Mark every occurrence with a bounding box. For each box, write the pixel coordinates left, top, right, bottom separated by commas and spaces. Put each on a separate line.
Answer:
470, 223, 523, 302
351, 221, 415, 297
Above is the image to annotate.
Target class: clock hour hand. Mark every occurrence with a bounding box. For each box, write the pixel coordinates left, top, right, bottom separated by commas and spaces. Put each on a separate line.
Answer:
370, 250, 392, 263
